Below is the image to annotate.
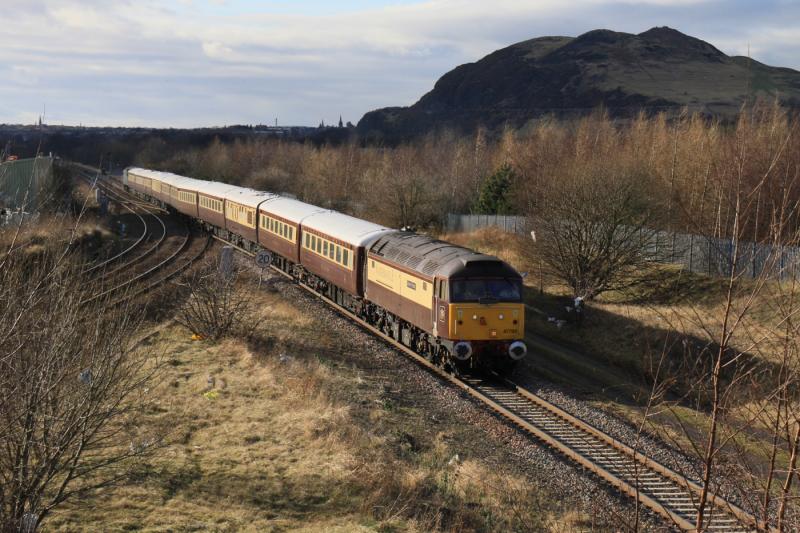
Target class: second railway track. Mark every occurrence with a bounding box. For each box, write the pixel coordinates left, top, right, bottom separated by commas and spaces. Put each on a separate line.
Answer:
77, 169, 209, 306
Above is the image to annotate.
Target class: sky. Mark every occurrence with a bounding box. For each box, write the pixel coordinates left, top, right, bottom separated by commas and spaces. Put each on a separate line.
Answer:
1, 0, 799, 128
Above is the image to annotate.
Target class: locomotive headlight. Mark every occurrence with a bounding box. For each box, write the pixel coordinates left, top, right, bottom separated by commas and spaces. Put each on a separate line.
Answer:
498, 314, 504, 320
508, 341, 527, 361
472, 314, 478, 320
453, 341, 472, 360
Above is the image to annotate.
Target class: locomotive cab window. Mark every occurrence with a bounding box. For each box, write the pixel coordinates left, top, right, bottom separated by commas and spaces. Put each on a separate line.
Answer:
450, 279, 522, 302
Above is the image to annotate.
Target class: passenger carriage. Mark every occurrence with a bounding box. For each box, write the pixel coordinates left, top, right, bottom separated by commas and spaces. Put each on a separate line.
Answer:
168, 176, 203, 218
257, 197, 326, 268
299, 211, 395, 297
124, 167, 153, 196
222, 186, 277, 248
149, 172, 172, 205
195, 181, 236, 232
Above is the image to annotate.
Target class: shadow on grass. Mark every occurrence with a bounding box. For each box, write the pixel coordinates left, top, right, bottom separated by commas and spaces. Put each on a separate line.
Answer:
521, 277, 785, 412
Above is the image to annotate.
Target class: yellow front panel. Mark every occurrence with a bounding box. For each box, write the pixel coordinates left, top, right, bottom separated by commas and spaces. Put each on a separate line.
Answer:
367, 260, 432, 309
448, 303, 524, 340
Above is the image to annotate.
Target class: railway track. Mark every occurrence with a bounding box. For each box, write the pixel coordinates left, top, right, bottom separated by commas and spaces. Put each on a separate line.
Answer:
84, 194, 165, 280
217, 236, 761, 533
77, 170, 152, 275
77, 169, 209, 306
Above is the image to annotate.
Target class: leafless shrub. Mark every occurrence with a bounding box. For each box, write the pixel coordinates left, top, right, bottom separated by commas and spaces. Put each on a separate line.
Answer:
174, 258, 258, 342
523, 166, 666, 300
0, 231, 166, 532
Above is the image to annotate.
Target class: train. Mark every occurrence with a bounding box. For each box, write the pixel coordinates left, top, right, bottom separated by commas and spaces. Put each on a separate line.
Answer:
122, 167, 528, 374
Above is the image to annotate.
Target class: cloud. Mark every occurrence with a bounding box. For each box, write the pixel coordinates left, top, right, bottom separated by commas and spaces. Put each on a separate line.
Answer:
202, 41, 235, 59
0, 0, 798, 127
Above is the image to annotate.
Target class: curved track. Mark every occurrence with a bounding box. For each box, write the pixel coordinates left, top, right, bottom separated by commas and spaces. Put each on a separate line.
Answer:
77, 169, 208, 306
78, 171, 152, 275
216, 236, 761, 533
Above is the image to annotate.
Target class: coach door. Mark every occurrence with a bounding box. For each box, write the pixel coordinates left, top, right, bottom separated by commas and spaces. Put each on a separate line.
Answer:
433, 278, 448, 337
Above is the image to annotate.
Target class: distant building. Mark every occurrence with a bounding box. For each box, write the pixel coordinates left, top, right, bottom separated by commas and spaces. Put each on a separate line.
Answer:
338, 116, 344, 128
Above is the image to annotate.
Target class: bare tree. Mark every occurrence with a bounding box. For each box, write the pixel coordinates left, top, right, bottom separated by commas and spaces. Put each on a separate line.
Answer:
0, 233, 165, 532
174, 257, 258, 341
525, 169, 664, 300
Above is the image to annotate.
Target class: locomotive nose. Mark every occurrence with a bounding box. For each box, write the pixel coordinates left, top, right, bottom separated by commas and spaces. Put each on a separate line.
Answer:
508, 341, 527, 360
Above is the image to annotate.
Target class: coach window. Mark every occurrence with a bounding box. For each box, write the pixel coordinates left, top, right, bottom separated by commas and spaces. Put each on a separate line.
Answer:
329, 244, 335, 259
323, 241, 328, 256
316, 238, 322, 254
336, 246, 341, 264
343, 249, 349, 267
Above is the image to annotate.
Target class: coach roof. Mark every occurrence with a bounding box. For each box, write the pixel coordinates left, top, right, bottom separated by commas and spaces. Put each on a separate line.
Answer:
259, 197, 327, 224
194, 180, 238, 198
222, 185, 279, 209
301, 210, 395, 247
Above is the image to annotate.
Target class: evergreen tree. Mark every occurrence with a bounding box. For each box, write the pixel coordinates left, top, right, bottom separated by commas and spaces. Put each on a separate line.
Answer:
472, 163, 515, 214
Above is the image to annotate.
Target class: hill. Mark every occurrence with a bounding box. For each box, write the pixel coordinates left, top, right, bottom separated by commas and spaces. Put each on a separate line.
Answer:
357, 27, 800, 140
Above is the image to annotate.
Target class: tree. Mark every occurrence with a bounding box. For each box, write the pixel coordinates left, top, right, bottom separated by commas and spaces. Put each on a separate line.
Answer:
174, 256, 258, 341
0, 231, 165, 531
526, 170, 664, 299
472, 163, 515, 215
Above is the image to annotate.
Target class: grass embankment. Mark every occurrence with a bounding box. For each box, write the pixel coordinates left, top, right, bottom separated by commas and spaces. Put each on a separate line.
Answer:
49, 283, 580, 532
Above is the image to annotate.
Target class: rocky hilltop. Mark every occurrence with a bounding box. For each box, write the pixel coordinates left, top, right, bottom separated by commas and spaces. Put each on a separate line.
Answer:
358, 27, 800, 140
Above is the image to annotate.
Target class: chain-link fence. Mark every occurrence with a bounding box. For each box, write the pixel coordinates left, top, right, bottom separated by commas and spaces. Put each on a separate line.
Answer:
446, 213, 800, 280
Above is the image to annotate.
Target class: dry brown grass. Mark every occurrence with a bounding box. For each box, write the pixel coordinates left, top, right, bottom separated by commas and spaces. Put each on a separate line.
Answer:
47, 284, 576, 532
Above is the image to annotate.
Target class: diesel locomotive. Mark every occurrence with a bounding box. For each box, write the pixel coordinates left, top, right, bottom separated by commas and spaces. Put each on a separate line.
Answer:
123, 167, 527, 373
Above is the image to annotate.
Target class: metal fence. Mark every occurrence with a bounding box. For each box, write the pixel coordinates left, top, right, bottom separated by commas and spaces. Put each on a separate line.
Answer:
446, 213, 800, 280
446, 213, 528, 235
0, 156, 54, 212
